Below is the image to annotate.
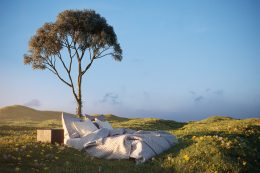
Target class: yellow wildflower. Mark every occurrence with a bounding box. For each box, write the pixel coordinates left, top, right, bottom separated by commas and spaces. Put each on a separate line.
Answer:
243, 161, 247, 166
183, 154, 190, 161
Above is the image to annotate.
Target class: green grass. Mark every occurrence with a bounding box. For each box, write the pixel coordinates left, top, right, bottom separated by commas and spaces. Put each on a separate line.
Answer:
0, 114, 259, 173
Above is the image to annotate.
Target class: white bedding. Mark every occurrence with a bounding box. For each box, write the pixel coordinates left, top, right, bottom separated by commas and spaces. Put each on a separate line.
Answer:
62, 113, 178, 163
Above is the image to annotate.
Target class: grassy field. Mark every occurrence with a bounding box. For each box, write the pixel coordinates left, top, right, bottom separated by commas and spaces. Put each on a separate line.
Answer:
0, 106, 259, 173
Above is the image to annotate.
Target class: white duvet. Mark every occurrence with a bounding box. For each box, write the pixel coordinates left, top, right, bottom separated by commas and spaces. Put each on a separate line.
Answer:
62, 113, 178, 163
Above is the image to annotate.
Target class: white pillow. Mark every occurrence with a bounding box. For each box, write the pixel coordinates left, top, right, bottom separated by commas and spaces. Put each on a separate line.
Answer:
95, 119, 113, 130
72, 119, 98, 137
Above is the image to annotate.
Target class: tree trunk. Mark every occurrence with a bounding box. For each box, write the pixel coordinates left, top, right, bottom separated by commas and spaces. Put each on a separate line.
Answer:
76, 97, 82, 117
76, 77, 82, 117
76, 60, 83, 117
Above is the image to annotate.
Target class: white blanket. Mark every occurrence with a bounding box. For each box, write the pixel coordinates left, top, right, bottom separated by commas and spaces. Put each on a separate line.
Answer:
62, 113, 178, 163
81, 128, 178, 163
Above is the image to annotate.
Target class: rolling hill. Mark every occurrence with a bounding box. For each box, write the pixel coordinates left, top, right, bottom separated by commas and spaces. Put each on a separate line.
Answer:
92, 113, 129, 122
0, 105, 61, 121
0, 105, 128, 122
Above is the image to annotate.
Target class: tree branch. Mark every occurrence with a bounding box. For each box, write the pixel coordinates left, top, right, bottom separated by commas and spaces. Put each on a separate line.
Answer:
82, 58, 94, 75
65, 36, 73, 48
81, 46, 99, 75
88, 48, 92, 61
44, 64, 57, 75
74, 42, 80, 61
94, 47, 111, 59
65, 39, 74, 72
95, 52, 114, 59
81, 46, 113, 75
56, 52, 78, 100
44, 60, 72, 87
57, 52, 69, 72
80, 49, 86, 61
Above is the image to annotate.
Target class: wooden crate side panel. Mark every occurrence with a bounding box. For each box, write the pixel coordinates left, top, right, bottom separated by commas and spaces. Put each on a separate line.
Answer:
37, 130, 51, 143
51, 129, 64, 144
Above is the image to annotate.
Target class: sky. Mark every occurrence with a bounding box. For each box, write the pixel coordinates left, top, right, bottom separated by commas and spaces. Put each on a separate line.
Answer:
0, 0, 260, 121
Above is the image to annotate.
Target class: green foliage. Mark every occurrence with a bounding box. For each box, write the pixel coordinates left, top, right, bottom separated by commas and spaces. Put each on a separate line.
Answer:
24, 9, 122, 70
0, 116, 259, 173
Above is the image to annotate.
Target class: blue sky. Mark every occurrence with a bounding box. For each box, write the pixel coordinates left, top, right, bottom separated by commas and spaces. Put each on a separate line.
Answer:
0, 0, 260, 121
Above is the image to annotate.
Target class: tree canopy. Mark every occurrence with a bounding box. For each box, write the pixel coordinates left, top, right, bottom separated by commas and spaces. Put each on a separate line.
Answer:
24, 9, 122, 116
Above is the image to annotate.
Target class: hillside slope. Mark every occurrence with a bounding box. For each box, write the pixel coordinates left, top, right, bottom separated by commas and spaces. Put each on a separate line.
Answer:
0, 105, 61, 121
93, 114, 129, 122
0, 105, 129, 122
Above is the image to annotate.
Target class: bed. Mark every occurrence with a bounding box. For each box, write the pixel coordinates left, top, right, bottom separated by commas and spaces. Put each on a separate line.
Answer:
62, 112, 178, 163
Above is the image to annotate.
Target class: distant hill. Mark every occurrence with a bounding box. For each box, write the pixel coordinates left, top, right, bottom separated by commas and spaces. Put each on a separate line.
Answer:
0, 105, 129, 122
93, 114, 129, 122
0, 105, 61, 121
196, 116, 235, 123
0, 105, 244, 124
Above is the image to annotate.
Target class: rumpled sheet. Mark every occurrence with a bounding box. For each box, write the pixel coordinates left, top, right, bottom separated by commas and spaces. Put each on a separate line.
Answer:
80, 128, 178, 163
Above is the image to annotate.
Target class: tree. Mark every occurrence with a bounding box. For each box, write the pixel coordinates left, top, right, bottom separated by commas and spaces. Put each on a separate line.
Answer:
24, 10, 122, 117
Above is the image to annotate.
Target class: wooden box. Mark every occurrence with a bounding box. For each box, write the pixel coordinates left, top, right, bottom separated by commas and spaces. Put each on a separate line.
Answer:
37, 129, 64, 144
